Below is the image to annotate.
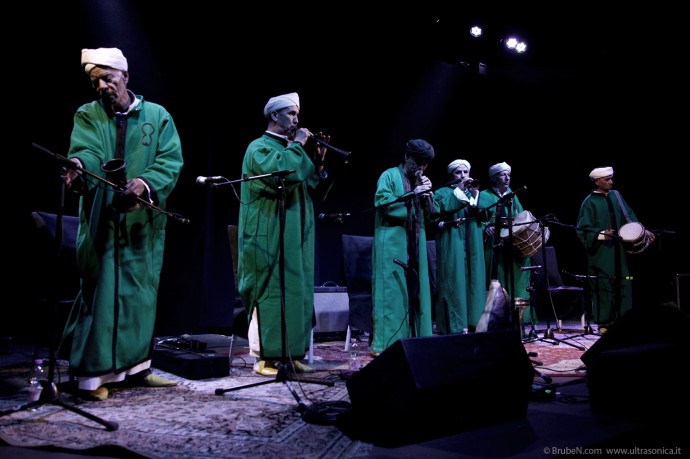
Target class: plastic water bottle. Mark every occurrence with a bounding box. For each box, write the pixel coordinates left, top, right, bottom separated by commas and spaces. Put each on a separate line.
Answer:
349, 340, 361, 371
27, 358, 45, 407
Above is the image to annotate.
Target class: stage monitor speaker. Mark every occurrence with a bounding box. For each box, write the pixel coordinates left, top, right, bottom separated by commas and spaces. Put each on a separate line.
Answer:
581, 302, 689, 366
581, 303, 690, 420
342, 330, 533, 446
313, 286, 349, 340
678, 273, 689, 314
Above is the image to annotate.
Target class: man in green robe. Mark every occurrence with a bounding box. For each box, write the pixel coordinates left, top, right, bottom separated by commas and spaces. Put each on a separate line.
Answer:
371, 139, 436, 354
238, 92, 333, 376
61, 48, 184, 400
577, 166, 655, 330
434, 159, 486, 334
479, 162, 535, 324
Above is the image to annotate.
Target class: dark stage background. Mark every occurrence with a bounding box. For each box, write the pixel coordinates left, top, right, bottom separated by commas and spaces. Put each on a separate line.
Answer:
14, 2, 688, 340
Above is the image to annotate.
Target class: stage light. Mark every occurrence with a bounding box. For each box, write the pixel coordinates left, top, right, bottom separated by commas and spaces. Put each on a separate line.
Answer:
505, 37, 528, 54
470, 26, 483, 38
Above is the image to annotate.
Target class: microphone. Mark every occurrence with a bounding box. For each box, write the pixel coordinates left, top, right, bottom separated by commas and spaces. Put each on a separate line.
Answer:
58, 156, 82, 170
318, 212, 351, 222
498, 185, 527, 203
196, 176, 226, 185
438, 218, 465, 229
393, 258, 408, 269
172, 215, 191, 224
562, 270, 597, 280
539, 213, 557, 223
270, 169, 296, 177
651, 229, 676, 235
521, 265, 543, 271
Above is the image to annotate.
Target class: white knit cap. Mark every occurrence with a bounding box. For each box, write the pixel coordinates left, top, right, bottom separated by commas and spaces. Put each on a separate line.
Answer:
263, 92, 300, 117
81, 48, 128, 74
447, 159, 471, 174
488, 162, 511, 177
589, 166, 614, 180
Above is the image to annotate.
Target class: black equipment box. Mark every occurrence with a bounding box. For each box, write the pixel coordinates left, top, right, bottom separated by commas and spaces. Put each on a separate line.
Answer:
152, 334, 232, 380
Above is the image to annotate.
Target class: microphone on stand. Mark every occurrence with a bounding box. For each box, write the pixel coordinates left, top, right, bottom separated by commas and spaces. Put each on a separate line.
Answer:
438, 217, 466, 229
561, 270, 598, 280
196, 176, 227, 185
498, 185, 527, 204
393, 258, 409, 269
170, 213, 191, 224
318, 212, 352, 222
522, 265, 543, 271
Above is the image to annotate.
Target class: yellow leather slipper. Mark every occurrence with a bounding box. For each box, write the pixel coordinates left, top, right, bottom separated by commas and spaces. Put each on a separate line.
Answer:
80, 386, 108, 401
253, 360, 278, 377
142, 374, 177, 387
291, 360, 315, 374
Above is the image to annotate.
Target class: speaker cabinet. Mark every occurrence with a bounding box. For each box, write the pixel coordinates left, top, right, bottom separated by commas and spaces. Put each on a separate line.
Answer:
581, 302, 689, 366
342, 330, 533, 446
678, 273, 689, 314
582, 303, 690, 420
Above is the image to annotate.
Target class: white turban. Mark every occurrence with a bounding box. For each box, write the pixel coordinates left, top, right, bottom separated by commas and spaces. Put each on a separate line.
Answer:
447, 159, 471, 175
589, 166, 614, 180
263, 92, 300, 117
81, 48, 128, 74
488, 162, 511, 177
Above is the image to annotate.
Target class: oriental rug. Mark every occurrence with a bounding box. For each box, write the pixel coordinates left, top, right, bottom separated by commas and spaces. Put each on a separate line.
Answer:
0, 340, 374, 459
523, 329, 600, 376
0, 332, 596, 458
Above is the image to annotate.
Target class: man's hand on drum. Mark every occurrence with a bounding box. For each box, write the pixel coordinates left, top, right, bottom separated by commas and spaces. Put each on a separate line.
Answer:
598, 229, 616, 241
645, 230, 656, 244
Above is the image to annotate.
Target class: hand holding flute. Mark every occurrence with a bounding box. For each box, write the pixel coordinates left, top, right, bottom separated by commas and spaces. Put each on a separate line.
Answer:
292, 127, 351, 160
312, 131, 330, 166
415, 170, 440, 218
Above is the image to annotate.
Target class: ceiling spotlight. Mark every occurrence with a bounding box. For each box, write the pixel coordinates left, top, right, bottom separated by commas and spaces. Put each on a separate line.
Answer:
470, 26, 483, 38
505, 37, 528, 54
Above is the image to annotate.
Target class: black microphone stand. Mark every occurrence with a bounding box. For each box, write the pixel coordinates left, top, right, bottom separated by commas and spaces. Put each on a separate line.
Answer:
214, 172, 332, 411
543, 220, 610, 341
405, 196, 420, 338
487, 195, 519, 336
480, 186, 528, 336
32, 143, 190, 225
499, 200, 519, 334
521, 217, 584, 350
374, 190, 425, 340
365, 176, 462, 341
0, 155, 118, 431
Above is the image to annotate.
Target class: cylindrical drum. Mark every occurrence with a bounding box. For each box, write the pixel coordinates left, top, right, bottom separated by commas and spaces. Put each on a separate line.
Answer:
514, 298, 530, 321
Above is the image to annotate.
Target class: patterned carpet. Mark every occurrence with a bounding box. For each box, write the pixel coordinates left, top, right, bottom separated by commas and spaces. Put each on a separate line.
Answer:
0, 340, 374, 459
0, 332, 596, 458
522, 328, 600, 376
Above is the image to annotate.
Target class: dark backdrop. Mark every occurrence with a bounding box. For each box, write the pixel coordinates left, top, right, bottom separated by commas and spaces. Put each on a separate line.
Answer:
13, 2, 688, 340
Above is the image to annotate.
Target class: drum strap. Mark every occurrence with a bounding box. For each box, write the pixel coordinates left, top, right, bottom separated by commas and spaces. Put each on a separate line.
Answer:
611, 190, 631, 224
605, 192, 623, 318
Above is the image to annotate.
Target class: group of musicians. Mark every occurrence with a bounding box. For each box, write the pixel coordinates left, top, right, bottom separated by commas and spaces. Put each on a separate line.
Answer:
56, 55, 654, 390
370, 151, 652, 355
